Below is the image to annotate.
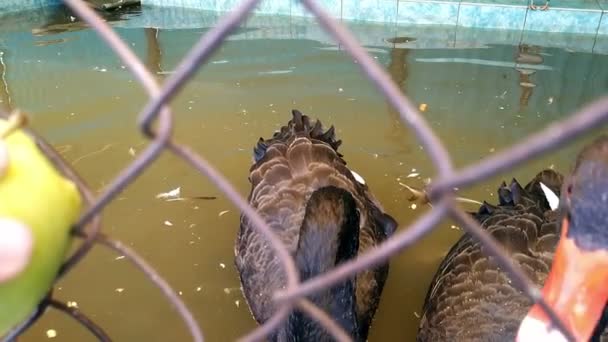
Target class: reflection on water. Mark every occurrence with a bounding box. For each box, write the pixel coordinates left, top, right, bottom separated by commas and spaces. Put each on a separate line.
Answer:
145, 28, 162, 76
2, 6, 608, 342
386, 37, 412, 141
516, 44, 543, 113
0, 47, 11, 112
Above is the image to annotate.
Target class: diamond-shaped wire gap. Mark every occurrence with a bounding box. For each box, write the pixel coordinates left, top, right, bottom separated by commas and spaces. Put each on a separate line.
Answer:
274, 0, 576, 339
135, 0, 263, 137
431, 95, 608, 194
60, 0, 301, 341
61, 0, 174, 229
301, 0, 453, 176
62, 1, 300, 295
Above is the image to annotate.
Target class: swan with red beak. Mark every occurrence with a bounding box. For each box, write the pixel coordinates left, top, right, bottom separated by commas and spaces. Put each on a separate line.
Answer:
518, 136, 608, 342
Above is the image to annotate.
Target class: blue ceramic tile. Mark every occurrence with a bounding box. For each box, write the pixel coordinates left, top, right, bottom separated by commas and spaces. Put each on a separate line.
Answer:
458, 4, 526, 29
411, 0, 460, 3
291, 0, 341, 19
143, 0, 216, 10
342, 0, 398, 23
545, 0, 601, 10
115, 5, 221, 28
255, 0, 291, 15
524, 8, 602, 34
599, 11, 608, 35
460, 0, 526, 5
0, 0, 60, 12
215, 0, 241, 12
522, 31, 596, 52
397, 1, 459, 25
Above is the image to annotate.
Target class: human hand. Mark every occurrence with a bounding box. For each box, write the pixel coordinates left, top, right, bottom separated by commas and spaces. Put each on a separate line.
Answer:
0, 141, 33, 283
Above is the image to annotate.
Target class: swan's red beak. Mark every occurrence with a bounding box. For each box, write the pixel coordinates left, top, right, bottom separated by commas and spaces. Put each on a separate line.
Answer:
517, 217, 608, 342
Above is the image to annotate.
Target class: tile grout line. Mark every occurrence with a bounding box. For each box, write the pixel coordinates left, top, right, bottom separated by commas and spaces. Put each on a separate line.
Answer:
592, 11, 603, 52
454, 0, 462, 47
519, 1, 529, 44
393, 0, 399, 40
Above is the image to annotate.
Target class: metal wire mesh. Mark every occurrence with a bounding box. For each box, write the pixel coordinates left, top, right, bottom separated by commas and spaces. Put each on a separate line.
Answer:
6, 0, 608, 341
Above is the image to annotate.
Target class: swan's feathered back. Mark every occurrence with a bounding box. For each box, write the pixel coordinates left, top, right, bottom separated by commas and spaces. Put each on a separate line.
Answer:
253, 109, 343, 163
417, 170, 564, 341
236, 110, 396, 341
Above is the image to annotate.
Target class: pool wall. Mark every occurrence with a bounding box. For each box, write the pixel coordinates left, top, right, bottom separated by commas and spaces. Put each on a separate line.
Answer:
1, 0, 607, 36
145, 0, 608, 35
0, 0, 61, 12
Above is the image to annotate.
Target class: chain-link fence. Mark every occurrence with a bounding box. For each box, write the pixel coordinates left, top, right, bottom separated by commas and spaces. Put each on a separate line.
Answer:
5, 0, 608, 341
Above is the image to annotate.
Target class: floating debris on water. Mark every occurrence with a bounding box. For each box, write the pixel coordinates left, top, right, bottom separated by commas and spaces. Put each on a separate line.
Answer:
547, 97, 554, 104
34, 38, 70, 46
218, 210, 230, 217
67, 301, 78, 308
128, 147, 136, 157
46, 329, 57, 339
406, 172, 419, 178
196, 286, 202, 292
156, 187, 181, 200
258, 70, 293, 75
164, 220, 173, 227
115, 288, 124, 293
410, 203, 417, 210
114, 255, 125, 261
219, 263, 226, 269
235, 300, 240, 308
419, 103, 428, 112
71, 143, 114, 165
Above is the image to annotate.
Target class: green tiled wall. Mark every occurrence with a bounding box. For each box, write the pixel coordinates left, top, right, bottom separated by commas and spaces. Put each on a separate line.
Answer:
140, 0, 608, 36
2, 0, 608, 36
0, 0, 60, 12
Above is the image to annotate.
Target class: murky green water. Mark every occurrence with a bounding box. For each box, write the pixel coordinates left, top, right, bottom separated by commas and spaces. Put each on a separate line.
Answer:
2, 4, 608, 341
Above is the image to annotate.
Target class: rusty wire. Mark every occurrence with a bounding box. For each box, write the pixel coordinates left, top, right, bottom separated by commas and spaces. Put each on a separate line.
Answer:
6, 0, 608, 340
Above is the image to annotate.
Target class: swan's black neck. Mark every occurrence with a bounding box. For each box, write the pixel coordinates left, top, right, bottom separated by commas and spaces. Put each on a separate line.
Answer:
278, 186, 360, 340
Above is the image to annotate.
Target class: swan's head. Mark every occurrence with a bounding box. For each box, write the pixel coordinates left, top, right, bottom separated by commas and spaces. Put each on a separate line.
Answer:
518, 136, 608, 342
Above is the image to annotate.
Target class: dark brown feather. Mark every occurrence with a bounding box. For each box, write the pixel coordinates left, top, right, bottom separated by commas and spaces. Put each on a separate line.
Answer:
417, 170, 567, 341
236, 110, 397, 341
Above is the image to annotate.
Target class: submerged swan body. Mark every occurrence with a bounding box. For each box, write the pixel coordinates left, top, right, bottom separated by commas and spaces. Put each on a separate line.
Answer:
418, 169, 566, 341
420, 136, 608, 341
235, 110, 397, 341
